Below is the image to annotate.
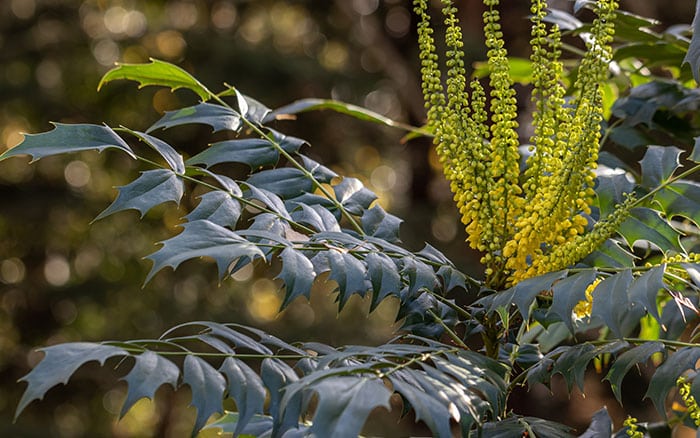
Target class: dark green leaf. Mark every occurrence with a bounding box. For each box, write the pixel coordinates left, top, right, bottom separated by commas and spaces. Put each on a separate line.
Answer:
183, 355, 226, 433
628, 266, 666, 321
618, 207, 682, 253
590, 270, 635, 338
98, 59, 211, 100
333, 177, 378, 214
581, 239, 636, 269
300, 155, 338, 183
145, 220, 265, 282
147, 103, 241, 133
547, 270, 597, 333
120, 128, 185, 173
244, 185, 292, 220
307, 377, 392, 438
218, 358, 266, 437
646, 347, 700, 417
389, 378, 454, 438
691, 136, 700, 162
260, 358, 301, 436
120, 351, 180, 417
0, 123, 135, 162
246, 168, 313, 199
595, 174, 636, 217
401, 257, 439, 295
605, 341, 665, 401
683, 0, 700, 83
511, 270, 569, 321
365, 252, 402, 310
185, 191, 241, 228
481, 416, 574, 438
95, 169, 184, 220
655, 181, 700, 227
187, 139, 278, 169
579, 407, 613, 438
16, 343, 126, 419
639, 145, 683, 188
325, 251, 369, 308
277, 248, 316, 308
361, 205, 402, 243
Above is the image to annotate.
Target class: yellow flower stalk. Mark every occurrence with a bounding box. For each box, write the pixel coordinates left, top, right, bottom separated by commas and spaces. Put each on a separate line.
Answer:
414, 0, 631, 289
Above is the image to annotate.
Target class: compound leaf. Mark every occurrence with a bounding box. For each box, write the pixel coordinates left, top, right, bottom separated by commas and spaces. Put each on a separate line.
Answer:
99, 59, 211, 100
120, 350, 180, 417
145, 219, 264, 282
333, 177, 377, 214
95, 169, 184, 220
148, 103, 241, 133
183, 355, 226, 433
0, 123, 135, 162
16, 343, 126, 419
325, 251, 369, 309
362, 205, 402, 243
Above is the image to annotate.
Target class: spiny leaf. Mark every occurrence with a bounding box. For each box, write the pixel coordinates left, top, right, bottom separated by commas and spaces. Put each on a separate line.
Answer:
683, 0, 700, 83
654, 181, 700, 227
185, 191, 241, 228
325, 251, 369, 309
628, 265, 666, 321
582, 239, 636, 269
0, 123, 135, 162
260, 358, 301, 436
365, 252, 402, 311
188, 139, 283, 169
590, 270, 637, 338
307, 377, 392, 438
119, 128, 185, 173
218, 358, 266, 436
480, 416, 574, 438
639, 145, 683, 188
182, 355, 226, 434
618, 207, 683, 253
646, 347, 700, 417
389, 376, 454, 438
401, 257, 439, 296
547, 270, 597, 333
361, 205, 402, 243
290, 204, 340, 232
605, 341, 665, 402
147, 103, 241, 133
120, 351, 180, 417
98, 59, 211, 100
578, 407, 613, 438
595, 174, 636, 217
243, 185, 292, 220
95, 169, 184, 220
16, 343, 126, 419
333, 177, 378, 215
246, 168, 313, 199
145, 220, 265, 282
277, 247, 316, 308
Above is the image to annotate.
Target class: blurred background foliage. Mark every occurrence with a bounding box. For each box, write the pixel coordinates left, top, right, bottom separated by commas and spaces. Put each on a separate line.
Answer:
0, 0, 697, 436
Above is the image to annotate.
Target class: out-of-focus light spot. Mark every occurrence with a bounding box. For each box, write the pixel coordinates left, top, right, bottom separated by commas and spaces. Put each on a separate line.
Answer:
155, 30, 186, 60
33, 19, 65, 48
102, 389, 124, 416
44, 255, 71, 286
104, 7, 147, 38
113, 398, 158, 436
122, 45, 149, 63
52, 299, 78, 325
353, 0, 379, 16
80, 9, 107, 39
248, 279, 281, 322
74, 245, 102, 278
385, 6, 411, 37
211, 1, 238, 30
64, 160, 91, 188
319, 41, 348, 71
354, 146, 381, 170
432, 214, 458, 242
5, 61, 31, 87
371, 165, 397, 192
35, 59, 63, 90
1, 258, 26, 284
270, 3, 312, 54
92, 39, 120, 66
360, 49, 381, 73
364, 87, 400, 119
152, 88, 181, 114
11, 0, 35, 20
54, 403, 87, 437
231, 262, 254, 281
174, 278, 199, 309
239, 8, 268, 44
167, 1, 199, 30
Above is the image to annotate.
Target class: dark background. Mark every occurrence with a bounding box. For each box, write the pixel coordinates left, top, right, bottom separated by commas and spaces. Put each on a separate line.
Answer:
0, 0, 695, 436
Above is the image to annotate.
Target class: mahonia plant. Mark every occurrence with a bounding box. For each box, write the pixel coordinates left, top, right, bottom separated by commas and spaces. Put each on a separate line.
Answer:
415, 0, 630, 288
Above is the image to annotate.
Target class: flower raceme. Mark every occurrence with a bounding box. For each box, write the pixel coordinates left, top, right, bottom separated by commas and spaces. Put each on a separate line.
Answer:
415, 0, 631, 289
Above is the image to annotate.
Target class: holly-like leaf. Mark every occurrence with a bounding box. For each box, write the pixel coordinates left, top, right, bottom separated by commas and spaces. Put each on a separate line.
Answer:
325, 251, 369, 309
605, 341, 665, 401
401, 257, 439, 296
590, 270, 637, 338
120, 128, 185, 173
683, 0, 700, 83
290, 204, 340, 232
579, 407, 613, 438
582, 239, 636, 269
480, 416, 574, 438
218, 358, 266, 436
185, 191, 242, 228
547, 270, 597, 333
628, 265, 666, 321
95, 169, 184, 220
145, 220, 265, 282
389, 376, 455, 438
646, 347, 700, 417
246, 168, 313, 199
183, 355, 226, 433
595, 174, 636, 217
147, 103, 241, 133
362, 205, 402, 243
260, 358, 301, 436
120, 351, 180, 417
0, 123, 135, 162
333, 177, 378, 214
16, 343, 126, 419
654, 181, 700, 227
639, 145, 683, 188
617, 207, 682, 253
277, 248, 316, 308
306, 377, 392, 438
98, 58, 212, 100
365, 252, 402, 310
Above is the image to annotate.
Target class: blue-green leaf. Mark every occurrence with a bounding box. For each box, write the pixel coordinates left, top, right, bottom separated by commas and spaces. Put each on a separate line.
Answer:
581, 239, 636, 269
246, 168, 313, 199
481, 416, 574, 438
95, 169, 184, 220
390, 377, 454, 438
120, 351, 180, 417
260, 358, 301, 436
183, 355, 226, 433
185, 191, 241, 228
579, 407, 613, 438
218, 358, 266, 437
145, 220, 264, 282
628, 265, 666, 321
362, 205, 402, 243
290, 204, 340, 232
618, 207, 682, 253
646, 347, 700, 417
147, 103, 241, 133
547, 270, 597, 333
300, 155, 338, 183
605, 341, 665, 402
119, 128, 185, 173
0, 123, 135, 162
307, 377, 392, 438
277, 248, 315, 308
366, 252, 402, 310
325, 251, 369, 309
595, 174, 635, 217
187, 139, 278, 169
654, 181, 700, 227
691, 136, 700, 163
244, 185, 292, 220
401, 257, 439, 296
683, 0, 700, 83
639, 145, 683, 188
16, 343, 126, 419
590, 270, 636, 338
333, 177, 377, 214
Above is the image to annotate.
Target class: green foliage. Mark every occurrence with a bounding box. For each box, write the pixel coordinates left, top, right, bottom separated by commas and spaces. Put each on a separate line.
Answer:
6, 1, 700, 437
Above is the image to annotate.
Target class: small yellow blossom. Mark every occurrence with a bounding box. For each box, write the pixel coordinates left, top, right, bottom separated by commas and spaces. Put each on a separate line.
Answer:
573, 278, 601, 319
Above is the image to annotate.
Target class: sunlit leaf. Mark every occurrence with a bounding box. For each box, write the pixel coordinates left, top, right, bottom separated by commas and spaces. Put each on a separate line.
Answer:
0, 123, 135, 162
246, 168, 313, 199
98, 58, 211, 100
147, 103, 241, 133
639, 145, 683, 188
618, 207, 683, 253
361, 205, 402, 243
654, 181, 700, 227
333, 177, 378, 215
120, 351, 180, 417
185, 191, 242, 228
119, 128, 185, 173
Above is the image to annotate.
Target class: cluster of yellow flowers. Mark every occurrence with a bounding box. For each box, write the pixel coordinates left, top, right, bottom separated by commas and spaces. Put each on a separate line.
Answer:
677, 376, 700, 427
622, 416, 644, 438
415, 0, 632, 288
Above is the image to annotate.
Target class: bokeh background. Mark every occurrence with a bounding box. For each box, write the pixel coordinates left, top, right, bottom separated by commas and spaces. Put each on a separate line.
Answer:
0, 0, 696, 436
